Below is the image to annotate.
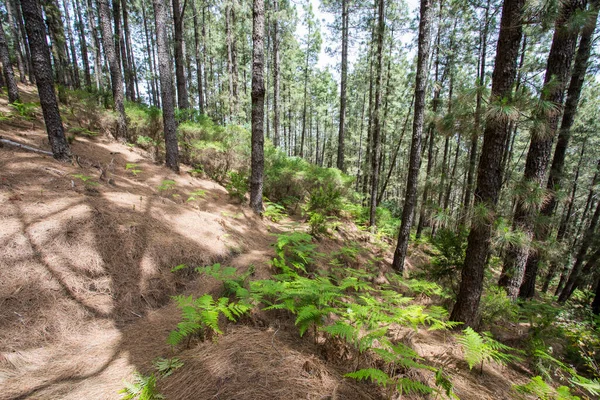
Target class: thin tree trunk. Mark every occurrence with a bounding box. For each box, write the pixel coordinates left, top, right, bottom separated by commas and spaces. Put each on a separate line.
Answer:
0, 22, 20, 103
11, 0, 34, 83
21, 0, 72, 162
191, 0, 204, 113
500, 0, 583, 299
173, 0, 189, 110
62, 0, 80, 88
272, 0, 280, 147
5, 0, 27, 83
153, 0, 179, 171
559, 200, 600, 302
250, 0, 265, 214
86, 0, 102, 91
42, 0, 69, 91
463, 0, 491, 224
337, 0, 349, 172
122, 0, 136, 101
450, 0, 525, 326
73, 0, 91, 88
368, 0, 385, 227
378, 94, 413, 203
542, 139, 587, 292
300, 21, 311, 158
391, 0, 433, 273
142, 4, 157, 105
97, 0, 127, 139
520, 0, 599, 299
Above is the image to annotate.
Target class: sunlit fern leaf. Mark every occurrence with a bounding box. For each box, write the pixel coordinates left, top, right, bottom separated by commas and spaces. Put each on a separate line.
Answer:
397, 377, 433, 395
120, 372, 165, 400
320, 321, 358, 343
153, 357, 184, 378
345, 368, 391, 387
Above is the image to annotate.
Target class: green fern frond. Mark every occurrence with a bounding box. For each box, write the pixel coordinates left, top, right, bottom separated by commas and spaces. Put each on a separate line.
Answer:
345, 368, 391, 387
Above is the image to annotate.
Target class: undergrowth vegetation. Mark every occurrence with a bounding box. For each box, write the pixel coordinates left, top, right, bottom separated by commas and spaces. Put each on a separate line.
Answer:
53, 90, 600, 400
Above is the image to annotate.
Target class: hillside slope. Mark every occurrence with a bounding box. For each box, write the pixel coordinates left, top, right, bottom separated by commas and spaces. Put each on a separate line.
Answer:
0, 88, 532, 400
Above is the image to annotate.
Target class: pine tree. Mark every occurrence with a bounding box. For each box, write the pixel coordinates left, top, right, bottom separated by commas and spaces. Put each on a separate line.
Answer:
499, 0, 583, 299
97, 0, 128, 139
250, 0, 265, 214
153, 0, 180, 171
21, 0, 72, 162
450, 0, 526, 326
391, 0, 433, 273
0, 19, 20, 103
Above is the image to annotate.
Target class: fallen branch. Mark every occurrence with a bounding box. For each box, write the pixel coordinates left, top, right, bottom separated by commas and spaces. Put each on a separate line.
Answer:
0, 137, 53, 156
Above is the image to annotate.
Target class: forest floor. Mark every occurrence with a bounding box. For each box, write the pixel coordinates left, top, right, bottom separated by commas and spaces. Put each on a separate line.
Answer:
0, 86, 532, 400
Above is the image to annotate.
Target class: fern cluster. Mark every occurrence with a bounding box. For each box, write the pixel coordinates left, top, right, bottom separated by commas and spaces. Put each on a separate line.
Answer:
457, 327, 523, 373
167, 294, 249, 346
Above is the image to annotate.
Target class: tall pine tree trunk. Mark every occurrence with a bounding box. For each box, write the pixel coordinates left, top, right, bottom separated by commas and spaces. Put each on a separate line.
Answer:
450, 0, 525, 326
97, 0, 128, 139
173, 0, 189, 110
250, 0, 265, 214
499, 0, 583, 299
337, 0, 349, 172
191, 0, 204, 114
21, 0, 71, 162
463, 0, 491, 224
0, 21, 20, 103
62, 0, 80, 89
272, 0, 280, 147
522, 0, 599, 298
368, 0, 385, 228
153, 0, 179, 171
73, 0, 92, 88
5, 0, 27, 83
391, 0, 433, 273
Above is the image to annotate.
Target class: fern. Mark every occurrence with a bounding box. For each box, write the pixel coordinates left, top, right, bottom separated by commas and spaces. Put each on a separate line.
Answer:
457, 327, 522, 373
513, 376, 580, 400
153, 357, 184, 378
119, 372, 164, 400
168, 294, 249, 346
345, 368, 391, 386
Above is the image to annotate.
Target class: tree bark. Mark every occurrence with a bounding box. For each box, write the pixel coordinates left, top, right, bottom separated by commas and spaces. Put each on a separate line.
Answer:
86, 0, 102, 91
122, 0, 137, 101
559, 199, 600, 302
152, 0, 179, 171
542, 140, 587, 292
368, 0, 385, 228
10, 0, 34, 83
463, 0, 491, 224
97, 0, 127, 139
73, 0, 92, 88
520, 0, 599, 299
41, 0, 69, 90
337, 0, 349, 172
250, 0, 265, 214
21, 0, 72, 162
62, 0, 80, 89
0, 21, 20, 103
191, 0, 204, 113
173, 0, 189, 110
450, 0, 525, 326
391, 0, 433, 273
5, 0, 27, 83
272, 0, 280, 147
500, 0, 583, 299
